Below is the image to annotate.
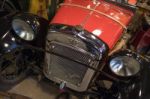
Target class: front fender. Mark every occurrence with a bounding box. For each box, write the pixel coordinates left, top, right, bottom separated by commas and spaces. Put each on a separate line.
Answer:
0, 30, 21, 54
120, 60, 150, 99
0, 15, 21, 54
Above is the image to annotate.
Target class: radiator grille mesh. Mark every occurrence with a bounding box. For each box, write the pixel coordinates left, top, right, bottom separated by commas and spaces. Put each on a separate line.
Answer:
47, 42, 96, 66
47, 54, 87, 85
46, 41, 96, 85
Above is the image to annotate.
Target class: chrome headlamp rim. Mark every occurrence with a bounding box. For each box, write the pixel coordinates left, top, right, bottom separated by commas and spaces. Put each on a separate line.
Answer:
12, 18, 35, 41
109, 55, 141, 77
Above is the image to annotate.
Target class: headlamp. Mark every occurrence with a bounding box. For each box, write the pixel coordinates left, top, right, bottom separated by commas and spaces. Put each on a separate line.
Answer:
109, 56, 140, 77
12, 19, 35, 41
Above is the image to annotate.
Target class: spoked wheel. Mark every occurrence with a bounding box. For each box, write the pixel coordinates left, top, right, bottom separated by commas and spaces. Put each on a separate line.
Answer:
0, 49, 30, 86
0, 0, 17, 11
0, 0, 19, 18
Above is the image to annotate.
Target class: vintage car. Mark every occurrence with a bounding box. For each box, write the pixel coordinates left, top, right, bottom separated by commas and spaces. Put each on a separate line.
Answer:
0, 0, 149, 99
45, 0, 150, 98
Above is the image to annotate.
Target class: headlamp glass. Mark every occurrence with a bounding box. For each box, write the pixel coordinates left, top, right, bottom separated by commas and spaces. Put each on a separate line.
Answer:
12, 19, 35, 41
109, 56, 140, 77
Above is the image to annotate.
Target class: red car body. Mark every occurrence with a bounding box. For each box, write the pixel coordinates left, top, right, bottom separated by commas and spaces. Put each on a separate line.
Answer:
51, 0, 134, 49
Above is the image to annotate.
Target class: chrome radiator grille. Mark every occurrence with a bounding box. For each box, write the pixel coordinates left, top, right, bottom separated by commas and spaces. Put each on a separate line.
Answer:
46, 41, 97, 85
47, 54, 88, 85
47, 41, 97, 67
44, 26, 108, 91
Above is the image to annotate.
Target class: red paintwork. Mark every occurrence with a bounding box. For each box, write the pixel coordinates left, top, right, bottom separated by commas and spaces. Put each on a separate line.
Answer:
51, 0, 134, 49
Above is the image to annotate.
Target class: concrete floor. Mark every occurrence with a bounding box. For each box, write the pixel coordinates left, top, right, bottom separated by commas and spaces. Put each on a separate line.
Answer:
0, 76, 112, 99
8, 77, 58, 99
0, 76, 77, 99
0, 77, 77, 99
